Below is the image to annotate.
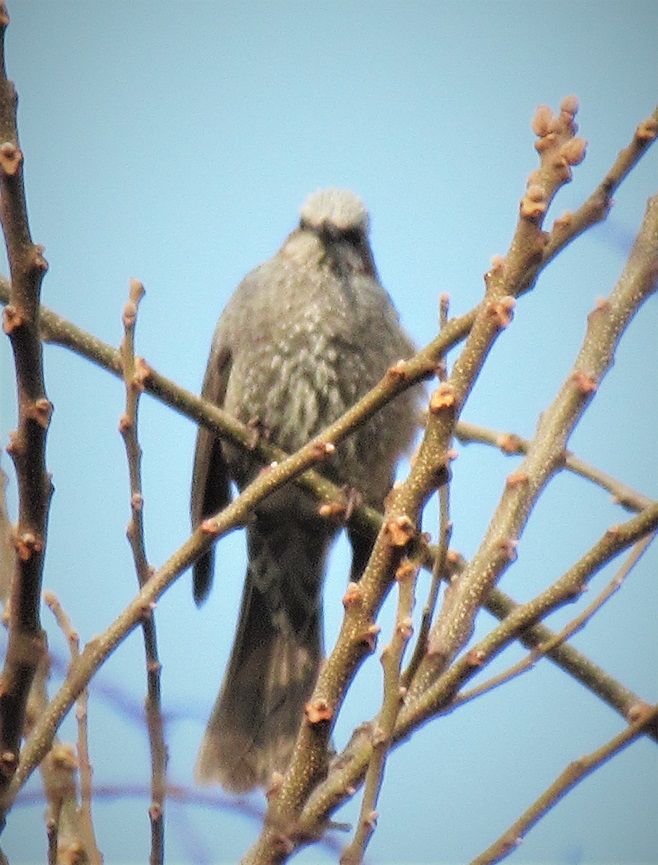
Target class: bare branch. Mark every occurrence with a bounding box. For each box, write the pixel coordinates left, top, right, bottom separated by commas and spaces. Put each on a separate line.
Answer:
412, 191, 658, 693
340, 557, 419, 865
453, 532, 656, 706
469, 703, 658, 865
0, 2, 53, 794
298, 501, 658, 838
0, 281, 649, 737
43, 592, 101, 865
456, 420, 653, 512
119, 279, 167, 865
245, 96, 597, 865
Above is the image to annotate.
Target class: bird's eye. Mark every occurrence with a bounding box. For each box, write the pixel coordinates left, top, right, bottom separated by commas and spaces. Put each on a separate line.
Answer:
339, 228, 363, 246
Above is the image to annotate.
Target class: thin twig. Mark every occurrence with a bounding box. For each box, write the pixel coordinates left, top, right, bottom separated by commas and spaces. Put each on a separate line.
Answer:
297, 501, 658, 838
340, 557, 419, 865
0, 278, 651, 747
543, 110, 658, 261
456, 420, 652, 512
411, 189, 658, 696
469, 704, 658, 865
2, 382, 369, 814
453, 532, 655, 707
401, 293, 453, 688
44, 591, 102, 865
246, 97, 596, 865
119, 279, 167, 865
0, 2, 53, 792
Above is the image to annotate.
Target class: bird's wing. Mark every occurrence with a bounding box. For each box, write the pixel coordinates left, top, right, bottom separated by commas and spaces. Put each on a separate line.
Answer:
191, 337, 233, 605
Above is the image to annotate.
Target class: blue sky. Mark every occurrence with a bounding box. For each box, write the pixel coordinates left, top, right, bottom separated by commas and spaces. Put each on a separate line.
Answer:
1, 2, 657, 863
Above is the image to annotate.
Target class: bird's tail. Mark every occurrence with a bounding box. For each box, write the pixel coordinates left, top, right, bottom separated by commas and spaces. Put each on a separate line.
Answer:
195, 518, 328, 792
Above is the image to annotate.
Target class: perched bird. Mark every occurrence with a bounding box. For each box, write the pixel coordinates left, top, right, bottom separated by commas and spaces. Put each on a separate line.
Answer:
191, 188, 418, 792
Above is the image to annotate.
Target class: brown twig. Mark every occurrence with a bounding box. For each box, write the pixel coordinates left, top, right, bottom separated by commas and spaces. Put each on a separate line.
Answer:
0, 88, 652, 856
340, 557, 419, 865
44, 592, 102, 865
453, 531, 656, 707
410, 189, 658, 697
0, 3, 53, 795
0, 465, 12, 601
245, 97, 595, 865
544, 110, 658, 261
298, 500, 658, 838
0, 382, 374, 816
456, 420, 652, 512
486, 584, 657, 738
267, 108, 658, 859
0, 277, 650, 748
401, 294, 453, 688
469, 703, 658, 865
119, 279, 167, 865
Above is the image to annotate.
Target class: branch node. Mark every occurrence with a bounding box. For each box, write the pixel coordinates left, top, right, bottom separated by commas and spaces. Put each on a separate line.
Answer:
559, 94, 580, 117
0, 141, 22, 175
467, 648, 487, 668
571, 370, 598, 394
626, 700, 653, 723
488, 254, 507, 277
499, 537, 519, 562
588, 297, 610, 320
487, 296, 516, 328
310, 440, 335, 459
318, 499, 347, 520
520, 184, 548, 220
139, 600, 156, 622
122, 299, 138, 330
200, 518, 220, 536
14, 530, 43, 561
396, 616, 414, 640
360, 623, 381, 652
266, 771, 285, 799
133, 356, 152, 389
5, 429, 24, 456
271, 833, 295, 856
429, 382, 456, 413
342, 581, 363, 608
1, 303, 23, 333
636, 116, 658, 143
496, 432, 523, 454
29, 397, 54, 429
304, 698, 333, 725
385, 359, 410, 382
560, 137, 587, 166
31, 244, 48, 273
395, 559, 418, 581
383, 515, 415, 547
506, 470, 530, 488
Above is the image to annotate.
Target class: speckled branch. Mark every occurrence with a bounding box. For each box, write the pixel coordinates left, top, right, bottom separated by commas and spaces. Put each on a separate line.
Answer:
243, 97, 596, 865
451, 531, 656, 709
0, 379, 387, 817
339, 556, 419, 865
410, 191, 658, 699
297, 501, 658, 837
42, 591, 102, 865
0, 282, 649, 783
0, 3, 53, 794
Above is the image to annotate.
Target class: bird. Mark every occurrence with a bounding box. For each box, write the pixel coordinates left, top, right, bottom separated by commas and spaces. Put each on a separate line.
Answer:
191, 188, 419, 793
